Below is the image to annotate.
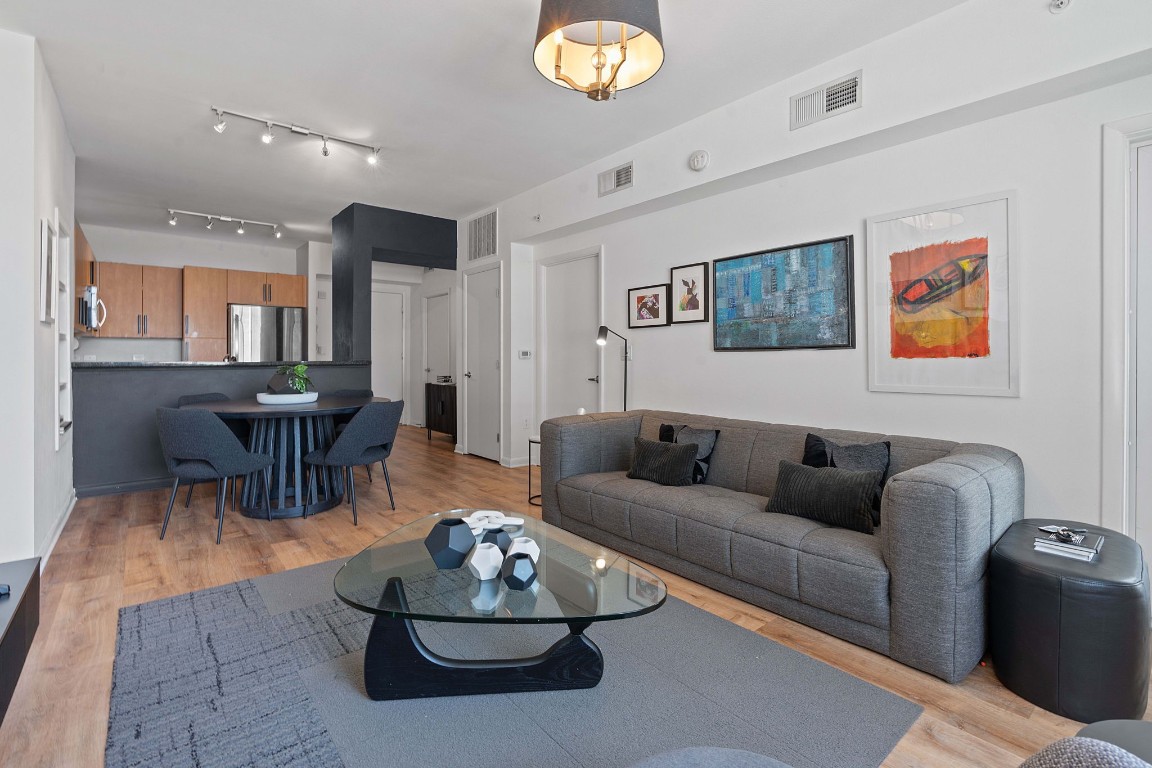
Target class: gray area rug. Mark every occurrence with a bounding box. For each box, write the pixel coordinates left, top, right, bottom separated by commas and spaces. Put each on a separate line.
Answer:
106, 559, 922, 768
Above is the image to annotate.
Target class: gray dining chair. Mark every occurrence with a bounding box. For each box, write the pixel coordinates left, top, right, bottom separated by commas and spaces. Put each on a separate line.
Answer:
303, 400, 404, 524
156, 407, 274, 544
176, 392, 251, 510
328, 389, 379, 482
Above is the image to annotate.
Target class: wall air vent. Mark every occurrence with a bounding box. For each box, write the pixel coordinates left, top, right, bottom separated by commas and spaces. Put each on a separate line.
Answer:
598, 161, 634, 197
790, 70, 862, 130
467, 209, 497, 261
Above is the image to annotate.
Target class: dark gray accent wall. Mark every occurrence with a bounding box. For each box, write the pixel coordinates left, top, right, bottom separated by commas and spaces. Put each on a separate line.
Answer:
72, 362, 370, 497
330, 202, 457, 362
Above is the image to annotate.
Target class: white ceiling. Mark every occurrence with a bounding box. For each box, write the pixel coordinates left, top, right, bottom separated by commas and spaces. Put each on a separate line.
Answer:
0, 1, 963, 247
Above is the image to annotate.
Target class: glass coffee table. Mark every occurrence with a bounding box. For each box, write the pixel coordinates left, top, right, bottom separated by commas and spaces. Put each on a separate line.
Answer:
334, 510, 667, 701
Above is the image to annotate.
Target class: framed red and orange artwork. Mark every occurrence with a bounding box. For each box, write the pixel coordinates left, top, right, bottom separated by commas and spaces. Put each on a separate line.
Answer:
867, 192, 1018, 396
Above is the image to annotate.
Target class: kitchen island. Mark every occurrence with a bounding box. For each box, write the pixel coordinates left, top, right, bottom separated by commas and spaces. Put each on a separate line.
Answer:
72, 360, 371, 497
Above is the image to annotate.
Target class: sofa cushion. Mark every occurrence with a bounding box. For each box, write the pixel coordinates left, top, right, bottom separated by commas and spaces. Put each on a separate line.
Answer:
628, 437, 697, 486
660, 424, 720, 484
798, 527, 890, 629
768, 460, 881, 535
731, 512, 829, 600
803, 433, 891, 526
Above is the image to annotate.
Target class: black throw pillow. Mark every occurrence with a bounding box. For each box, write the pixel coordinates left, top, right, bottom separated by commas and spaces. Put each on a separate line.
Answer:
659, 424, 720, 484
628, 437, 697, 487
768, 460, 882, 535
803, 433, 891, 526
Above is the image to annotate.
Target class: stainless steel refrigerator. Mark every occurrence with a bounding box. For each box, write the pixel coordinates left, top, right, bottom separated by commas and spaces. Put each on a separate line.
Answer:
228, 304, 307, 363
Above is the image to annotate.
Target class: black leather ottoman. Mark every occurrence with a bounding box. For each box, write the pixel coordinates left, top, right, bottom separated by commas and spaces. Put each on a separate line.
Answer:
990, 519, 1150, 722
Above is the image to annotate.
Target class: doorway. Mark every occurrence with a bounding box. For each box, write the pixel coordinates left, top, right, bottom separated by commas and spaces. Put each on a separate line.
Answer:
464, 265, 500, 462
1134, 142, 1152, 555
371, 284, 408, 423
537, 251, 601, 426
423, 291, 452, 383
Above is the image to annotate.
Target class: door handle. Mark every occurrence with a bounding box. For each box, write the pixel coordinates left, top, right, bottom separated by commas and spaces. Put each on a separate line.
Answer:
96, 299, 107, 328
464, 372, 472, 378
587, 376, 600, 383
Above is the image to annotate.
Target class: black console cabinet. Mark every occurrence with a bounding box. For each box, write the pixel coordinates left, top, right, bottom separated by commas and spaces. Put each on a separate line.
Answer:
0, 557, 40, 728
425, 383, 457, 442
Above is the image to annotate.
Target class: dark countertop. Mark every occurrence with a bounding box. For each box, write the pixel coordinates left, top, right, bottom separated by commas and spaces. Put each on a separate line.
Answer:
73, 360, 370, 370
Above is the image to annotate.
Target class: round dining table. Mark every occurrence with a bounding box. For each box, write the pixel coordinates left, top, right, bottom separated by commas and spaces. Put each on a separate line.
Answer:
180, 395, 389, 519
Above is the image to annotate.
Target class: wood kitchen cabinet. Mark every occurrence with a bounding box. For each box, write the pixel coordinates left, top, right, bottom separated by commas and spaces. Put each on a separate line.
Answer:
74, 222, 96, 336
227, 270, 307, 308
184, 337, 229, 363
183, 266, 229, 361
95, 262, 183, 338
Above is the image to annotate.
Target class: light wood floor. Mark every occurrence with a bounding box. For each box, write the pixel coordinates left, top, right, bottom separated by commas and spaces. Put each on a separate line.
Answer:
0, 426, 1134, 767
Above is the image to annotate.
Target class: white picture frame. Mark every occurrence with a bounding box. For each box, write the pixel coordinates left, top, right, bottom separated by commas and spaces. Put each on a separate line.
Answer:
40, 218, 57, 323
866, 191, 1018, 397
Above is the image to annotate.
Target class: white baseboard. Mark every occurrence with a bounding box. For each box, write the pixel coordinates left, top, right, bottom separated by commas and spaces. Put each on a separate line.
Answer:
504, 455, 530, 468
38, 491, 77, 569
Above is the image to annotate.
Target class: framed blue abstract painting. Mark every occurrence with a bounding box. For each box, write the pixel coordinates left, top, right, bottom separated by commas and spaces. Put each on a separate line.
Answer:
713, 236, 855, 351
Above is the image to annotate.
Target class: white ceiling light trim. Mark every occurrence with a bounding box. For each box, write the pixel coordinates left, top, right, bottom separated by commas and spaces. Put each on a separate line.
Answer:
167, 208, 282, 238
210, 105, 380, 165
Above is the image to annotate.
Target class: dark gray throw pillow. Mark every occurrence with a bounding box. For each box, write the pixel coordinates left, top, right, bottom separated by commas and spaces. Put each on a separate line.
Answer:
768, 460, 883, 535
803, 433, 891, 526
628, 437, 697, 487
659, 423, 719, 484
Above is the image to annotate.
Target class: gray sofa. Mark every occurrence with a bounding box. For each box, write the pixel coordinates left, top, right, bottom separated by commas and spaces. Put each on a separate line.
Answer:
540, 409, 1024, 683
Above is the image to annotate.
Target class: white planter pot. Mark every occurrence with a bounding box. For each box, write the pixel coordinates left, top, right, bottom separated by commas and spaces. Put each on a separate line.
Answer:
506, 537, 541, 563
466, 542, 504, 581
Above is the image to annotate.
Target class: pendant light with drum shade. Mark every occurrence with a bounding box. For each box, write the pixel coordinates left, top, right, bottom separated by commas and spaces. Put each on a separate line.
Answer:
533, 0, 664, 101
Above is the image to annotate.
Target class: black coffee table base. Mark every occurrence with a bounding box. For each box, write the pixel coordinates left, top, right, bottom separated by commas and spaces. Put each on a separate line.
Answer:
363, 578, 604, 701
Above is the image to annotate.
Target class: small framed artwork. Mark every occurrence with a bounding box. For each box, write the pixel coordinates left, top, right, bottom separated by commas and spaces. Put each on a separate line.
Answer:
670, 262, 709, 324
39, 218, 57, 324
627, 283, 670, 328
713, 236, 855, 351
866, 191, 1017, 396
627, 561, 662, 605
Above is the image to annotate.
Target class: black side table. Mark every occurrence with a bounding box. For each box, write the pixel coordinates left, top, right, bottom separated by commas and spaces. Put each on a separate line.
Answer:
989, 518, 1150, 722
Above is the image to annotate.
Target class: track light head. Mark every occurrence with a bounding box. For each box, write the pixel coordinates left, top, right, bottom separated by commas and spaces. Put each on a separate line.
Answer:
237, 222, 245, 235
168, 212, 177, 226
213, 109, 227, 133
367, 148, 379, 166
274, 227, 282, 239
205, 218, 213, 230
321, 137, 330, 157
261, 123, 274, 144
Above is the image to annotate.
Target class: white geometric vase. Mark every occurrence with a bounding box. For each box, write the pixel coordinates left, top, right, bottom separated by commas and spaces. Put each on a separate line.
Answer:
506, 536, 541, 563
467, 542, 504, 581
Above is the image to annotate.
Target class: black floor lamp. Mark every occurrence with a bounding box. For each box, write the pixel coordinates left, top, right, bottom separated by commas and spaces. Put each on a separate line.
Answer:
596, 325, 629, 411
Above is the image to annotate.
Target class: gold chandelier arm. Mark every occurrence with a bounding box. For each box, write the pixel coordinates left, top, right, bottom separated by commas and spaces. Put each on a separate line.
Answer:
603, 46, 628, 91
554, 71, 591, 93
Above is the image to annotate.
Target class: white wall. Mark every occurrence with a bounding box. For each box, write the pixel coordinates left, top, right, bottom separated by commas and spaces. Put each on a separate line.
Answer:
33, 45, 78, 559
531, 75, 1152, 523
0, 29, 38, 562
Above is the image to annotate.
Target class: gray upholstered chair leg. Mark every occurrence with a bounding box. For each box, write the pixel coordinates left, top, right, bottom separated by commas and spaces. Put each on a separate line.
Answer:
365, 463, 373, 483
160, 477, 180, 540
215, 478, 227, 544
347, 467, 358, 525
263, 467, 273, 521
382, 460, 395, 510
231, 475, 237, 511
185, 479, 196, 508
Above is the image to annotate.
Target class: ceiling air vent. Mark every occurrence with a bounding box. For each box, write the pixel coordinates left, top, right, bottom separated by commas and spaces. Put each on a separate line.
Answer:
598, 161, 634, 197
790, 70, 862, 131
467, 210, 497, 261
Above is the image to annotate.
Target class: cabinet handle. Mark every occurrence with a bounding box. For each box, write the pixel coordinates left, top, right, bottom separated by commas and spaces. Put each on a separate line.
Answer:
267, 283, 272, 304
184, 341, 189, 360
184, 314, 189, 335
137, 314, 141, 335
144, 314, 148, 336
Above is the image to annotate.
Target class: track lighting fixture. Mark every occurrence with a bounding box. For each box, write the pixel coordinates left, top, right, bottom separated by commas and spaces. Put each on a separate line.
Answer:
166, 209, 282, 239
209, 106, 380, 167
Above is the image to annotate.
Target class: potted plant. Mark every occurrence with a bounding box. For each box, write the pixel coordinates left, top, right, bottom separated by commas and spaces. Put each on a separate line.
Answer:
267, 362, 314, 395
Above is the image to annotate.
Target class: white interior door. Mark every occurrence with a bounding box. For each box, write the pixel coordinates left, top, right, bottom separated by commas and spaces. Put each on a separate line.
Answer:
1135, 143, 1152, 555
314, 275, 333, 361
465, 266, 500, 461
371, 286, 406, 420
539, 253, 600, 425
425, 292, 451, 382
